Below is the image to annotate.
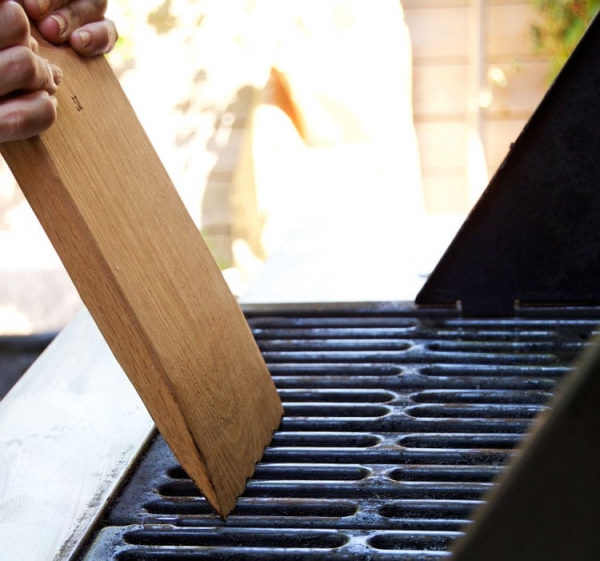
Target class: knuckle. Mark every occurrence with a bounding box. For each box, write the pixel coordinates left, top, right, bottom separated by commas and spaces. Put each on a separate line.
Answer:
61, 4, 76, 27
12, 15, 31, 45
2, 3, 30, 45
9, 48, 39, 87
8, 48, 56, 93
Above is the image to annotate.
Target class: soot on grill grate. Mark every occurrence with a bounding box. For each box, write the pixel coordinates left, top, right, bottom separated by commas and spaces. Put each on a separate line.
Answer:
81, 304, 599, 560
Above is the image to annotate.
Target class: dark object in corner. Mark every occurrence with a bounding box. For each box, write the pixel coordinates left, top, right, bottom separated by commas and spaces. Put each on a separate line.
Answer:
451, 330, 600, 561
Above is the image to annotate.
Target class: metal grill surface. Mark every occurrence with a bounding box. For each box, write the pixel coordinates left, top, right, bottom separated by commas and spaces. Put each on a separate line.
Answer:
81, 304, 599, 560
0, 333, 55, 399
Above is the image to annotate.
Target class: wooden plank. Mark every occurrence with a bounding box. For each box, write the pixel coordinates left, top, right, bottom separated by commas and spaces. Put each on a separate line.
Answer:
0, 37, 282, 518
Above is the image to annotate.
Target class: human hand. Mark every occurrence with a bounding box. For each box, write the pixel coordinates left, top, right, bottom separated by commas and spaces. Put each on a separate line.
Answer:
0, 0, 62, 142
23, 0, 117, 57
0, 0, 117, 142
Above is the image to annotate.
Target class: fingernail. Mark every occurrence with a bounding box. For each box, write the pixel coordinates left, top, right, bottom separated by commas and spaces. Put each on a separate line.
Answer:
37, 0, 51, 16
78, 30, 91, 48
50, 95, 58, 109
51, 14, 67, 38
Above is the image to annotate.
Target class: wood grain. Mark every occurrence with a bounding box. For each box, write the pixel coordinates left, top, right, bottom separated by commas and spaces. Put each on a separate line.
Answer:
0, 39, 282, 518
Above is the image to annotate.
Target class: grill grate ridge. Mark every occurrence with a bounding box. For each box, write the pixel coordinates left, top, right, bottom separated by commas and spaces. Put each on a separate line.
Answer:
81, 305, 599, 560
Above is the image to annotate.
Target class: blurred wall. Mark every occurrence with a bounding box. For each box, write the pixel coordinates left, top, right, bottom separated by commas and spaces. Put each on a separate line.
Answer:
404, 0, 551, 213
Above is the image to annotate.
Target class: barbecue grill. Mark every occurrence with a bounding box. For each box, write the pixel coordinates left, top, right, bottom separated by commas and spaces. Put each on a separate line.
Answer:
80, 304, 600, 560
2, 13, 600, 561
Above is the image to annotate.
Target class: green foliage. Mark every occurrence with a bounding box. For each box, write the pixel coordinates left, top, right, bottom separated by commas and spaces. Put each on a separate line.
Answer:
531, 0, 600, 78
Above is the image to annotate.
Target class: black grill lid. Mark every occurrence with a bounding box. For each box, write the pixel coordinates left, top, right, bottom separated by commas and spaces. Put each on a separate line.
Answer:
416, 14, 600, 317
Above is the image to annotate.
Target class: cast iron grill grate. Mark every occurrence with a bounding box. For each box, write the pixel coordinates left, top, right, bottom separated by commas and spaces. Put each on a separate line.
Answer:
0, 333, 56, 399
81, 304, 600, 560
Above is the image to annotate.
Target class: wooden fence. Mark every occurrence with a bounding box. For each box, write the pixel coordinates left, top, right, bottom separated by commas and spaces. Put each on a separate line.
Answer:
403, 0, 551, 213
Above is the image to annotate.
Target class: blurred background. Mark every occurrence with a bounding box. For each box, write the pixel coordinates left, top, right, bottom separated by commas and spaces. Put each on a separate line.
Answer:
0, 0, 597, 333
